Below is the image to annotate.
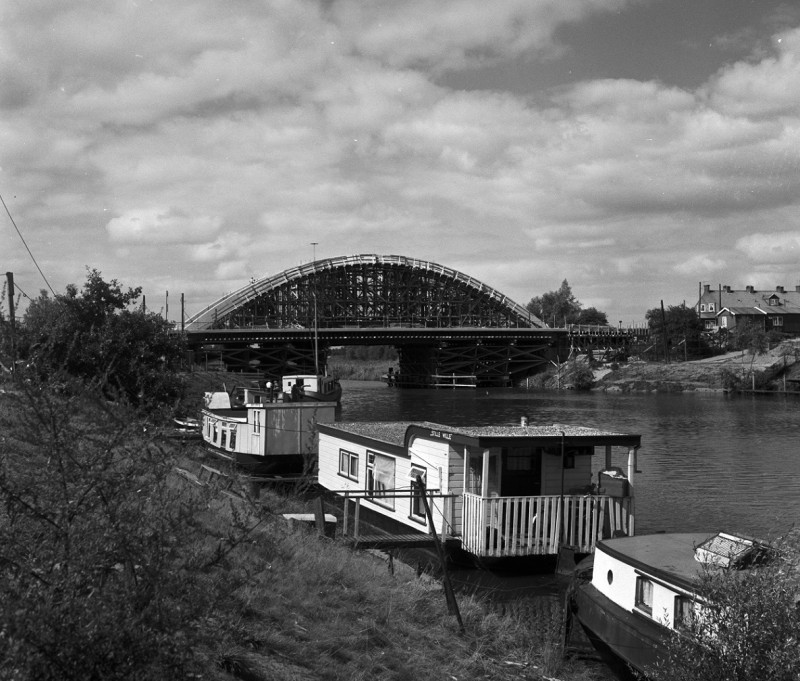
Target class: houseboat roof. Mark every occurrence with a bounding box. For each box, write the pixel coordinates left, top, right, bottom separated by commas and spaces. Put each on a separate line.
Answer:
597, 532, 744, 592
318, 421, 641, 453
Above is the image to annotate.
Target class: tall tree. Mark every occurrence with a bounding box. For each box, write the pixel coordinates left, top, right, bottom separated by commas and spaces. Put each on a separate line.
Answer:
19, 269, 185, 411
527, 280, 608, 327
527, 279, 580, 327
645, 303, 707, 360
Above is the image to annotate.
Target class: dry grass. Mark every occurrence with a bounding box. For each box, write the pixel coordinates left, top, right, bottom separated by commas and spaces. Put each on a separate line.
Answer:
179, 464, 613, 681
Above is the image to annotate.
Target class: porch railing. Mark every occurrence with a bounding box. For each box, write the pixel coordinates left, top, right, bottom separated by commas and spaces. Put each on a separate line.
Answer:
461, 493, 633, 558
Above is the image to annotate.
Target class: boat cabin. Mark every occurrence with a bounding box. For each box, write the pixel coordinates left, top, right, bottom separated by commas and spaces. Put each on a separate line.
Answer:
281, 374, 342, 402
575, 532, 765, 675
201, 388, 336, 475
317, 420, 641, 559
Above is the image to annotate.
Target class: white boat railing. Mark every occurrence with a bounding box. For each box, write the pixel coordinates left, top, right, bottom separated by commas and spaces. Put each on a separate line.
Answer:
461, 493, 633, 558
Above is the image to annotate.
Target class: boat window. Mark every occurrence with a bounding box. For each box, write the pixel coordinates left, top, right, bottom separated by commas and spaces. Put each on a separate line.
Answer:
339, 449, 359, 481
607, 570, 613, 585
674, 596, 693, 630
410, 465, 427, 521
366, 451, 395, 510
635, 577, 653, 615
506, 447, 533, 471
229, 425, 237, 450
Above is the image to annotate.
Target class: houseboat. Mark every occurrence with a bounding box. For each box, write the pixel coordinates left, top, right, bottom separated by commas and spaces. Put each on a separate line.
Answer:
316, 419, 642, 564
201, 384, 336, 475
571, 531, 766, 676
281, 374, 342, 404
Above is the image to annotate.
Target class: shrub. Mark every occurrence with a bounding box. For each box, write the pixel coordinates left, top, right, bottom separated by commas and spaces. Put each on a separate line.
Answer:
653, 532, 800, 681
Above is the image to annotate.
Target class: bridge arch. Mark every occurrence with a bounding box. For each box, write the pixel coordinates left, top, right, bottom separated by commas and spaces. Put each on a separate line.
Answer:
186, 254, 544, 331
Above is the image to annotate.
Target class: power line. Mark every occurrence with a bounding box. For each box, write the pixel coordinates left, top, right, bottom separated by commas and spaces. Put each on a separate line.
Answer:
0, 190, 57, 297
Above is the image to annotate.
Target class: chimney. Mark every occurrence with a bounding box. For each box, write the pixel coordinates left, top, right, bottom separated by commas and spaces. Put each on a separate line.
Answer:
723, 285, 732, 292
703, 284, 711, 294
746, 285, 755, 293
776, 286, 785, 293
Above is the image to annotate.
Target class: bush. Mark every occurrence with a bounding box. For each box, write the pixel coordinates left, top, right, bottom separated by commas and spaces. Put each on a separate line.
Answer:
0, 375, 258, 680
653, 532, 800, 681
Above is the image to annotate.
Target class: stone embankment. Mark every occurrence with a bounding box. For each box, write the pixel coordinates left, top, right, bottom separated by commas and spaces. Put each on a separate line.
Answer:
568, 340, 800, 394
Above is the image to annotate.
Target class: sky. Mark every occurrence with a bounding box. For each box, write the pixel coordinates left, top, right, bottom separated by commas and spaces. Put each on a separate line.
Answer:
3, 0, 800, 325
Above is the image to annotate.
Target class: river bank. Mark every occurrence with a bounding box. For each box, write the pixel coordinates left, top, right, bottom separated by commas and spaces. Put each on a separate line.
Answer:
547, 340, 800, 394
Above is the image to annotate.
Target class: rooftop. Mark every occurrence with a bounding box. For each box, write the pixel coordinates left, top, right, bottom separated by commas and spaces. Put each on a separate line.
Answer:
320, 421, 641, 448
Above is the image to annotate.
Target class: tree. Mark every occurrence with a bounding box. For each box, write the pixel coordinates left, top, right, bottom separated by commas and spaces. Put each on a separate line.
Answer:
645, 303, 708, 360
0, 374, 262, 680
527, 280, 582, 327
18, 269, 185, 411
654, 532, 800, 681
574, 307, 609, 326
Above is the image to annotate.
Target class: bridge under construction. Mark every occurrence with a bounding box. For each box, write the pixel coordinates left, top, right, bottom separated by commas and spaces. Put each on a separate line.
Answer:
184, 254, 638, 387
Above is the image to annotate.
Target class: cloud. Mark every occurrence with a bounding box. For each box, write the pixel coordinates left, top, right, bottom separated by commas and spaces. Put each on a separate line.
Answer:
674, 254, 727, 276
106, 209, 222, 244
3, 0, 800, 324
735, 232, 800, 265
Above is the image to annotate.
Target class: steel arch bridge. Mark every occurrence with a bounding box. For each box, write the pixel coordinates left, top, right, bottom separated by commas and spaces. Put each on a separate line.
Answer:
185, 254, 562, 386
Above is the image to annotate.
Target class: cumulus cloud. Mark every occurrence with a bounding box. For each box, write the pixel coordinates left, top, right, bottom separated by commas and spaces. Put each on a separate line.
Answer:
3, 0, 800, 323
735, 232, 800, 264
106, 209, 222, 244
674, 254, 727, 276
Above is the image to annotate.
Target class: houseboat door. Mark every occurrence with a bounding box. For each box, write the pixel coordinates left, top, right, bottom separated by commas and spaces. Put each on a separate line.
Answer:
500, 447, 542, 496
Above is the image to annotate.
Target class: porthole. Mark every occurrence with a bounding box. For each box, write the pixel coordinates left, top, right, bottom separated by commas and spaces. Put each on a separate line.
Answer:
607, 570, 614, 585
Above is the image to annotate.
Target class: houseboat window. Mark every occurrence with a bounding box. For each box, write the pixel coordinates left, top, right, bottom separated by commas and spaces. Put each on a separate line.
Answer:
229, 425, 236, 450
220, 429, 227, 449
708, 303, 715, 312
506, 448, 532, 471
366, 451, 395, 509
635, 577, 654, 615
253, 411, 261, 435
339, 449, 359, 481
700, 303, 706, 312
674, 596, 693, 630
774, 316, 784, 326
410, 465, 427, 521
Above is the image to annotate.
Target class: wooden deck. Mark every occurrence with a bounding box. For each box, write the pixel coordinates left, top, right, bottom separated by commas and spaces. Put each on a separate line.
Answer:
346, 533, 440, 550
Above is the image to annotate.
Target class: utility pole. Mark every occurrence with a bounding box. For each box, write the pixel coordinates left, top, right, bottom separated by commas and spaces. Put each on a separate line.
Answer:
660, 300, 670, 363
5, 272, 16, 379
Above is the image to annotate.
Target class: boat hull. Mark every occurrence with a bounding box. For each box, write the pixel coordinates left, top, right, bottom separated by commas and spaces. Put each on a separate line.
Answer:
573, 581, 671, 677
204, 444, 307, 477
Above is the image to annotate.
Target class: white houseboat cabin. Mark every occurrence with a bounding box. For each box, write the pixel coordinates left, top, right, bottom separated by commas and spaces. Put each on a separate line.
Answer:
201, 385, 336, 475
317, 420, 642, 562
572, 531, 767, 676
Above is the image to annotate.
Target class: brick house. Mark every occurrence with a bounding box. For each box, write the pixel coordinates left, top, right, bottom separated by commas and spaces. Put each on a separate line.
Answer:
697, 284, 800, 336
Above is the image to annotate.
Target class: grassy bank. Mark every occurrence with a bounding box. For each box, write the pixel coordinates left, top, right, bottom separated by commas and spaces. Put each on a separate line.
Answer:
174, 458, 610, 681
328, 358, 391, 381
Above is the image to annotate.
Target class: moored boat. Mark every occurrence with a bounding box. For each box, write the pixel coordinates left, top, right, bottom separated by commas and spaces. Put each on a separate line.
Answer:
571, 531, 767, 677
316, 418, 642, 566
200, 383, 336, 475
281, 374, 342, 404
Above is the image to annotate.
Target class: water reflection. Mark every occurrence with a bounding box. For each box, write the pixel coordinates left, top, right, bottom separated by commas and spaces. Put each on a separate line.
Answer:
339, 382, 800, 537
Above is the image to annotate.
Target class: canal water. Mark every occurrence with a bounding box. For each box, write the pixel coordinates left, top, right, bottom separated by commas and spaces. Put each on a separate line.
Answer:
338, 381, 800, 540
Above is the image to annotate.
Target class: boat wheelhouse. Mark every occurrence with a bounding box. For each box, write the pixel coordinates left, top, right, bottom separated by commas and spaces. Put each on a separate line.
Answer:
201, 385, 336, 475
281, 374, 342, 403
317, 420, 641, 562
572, 532, 765, 676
